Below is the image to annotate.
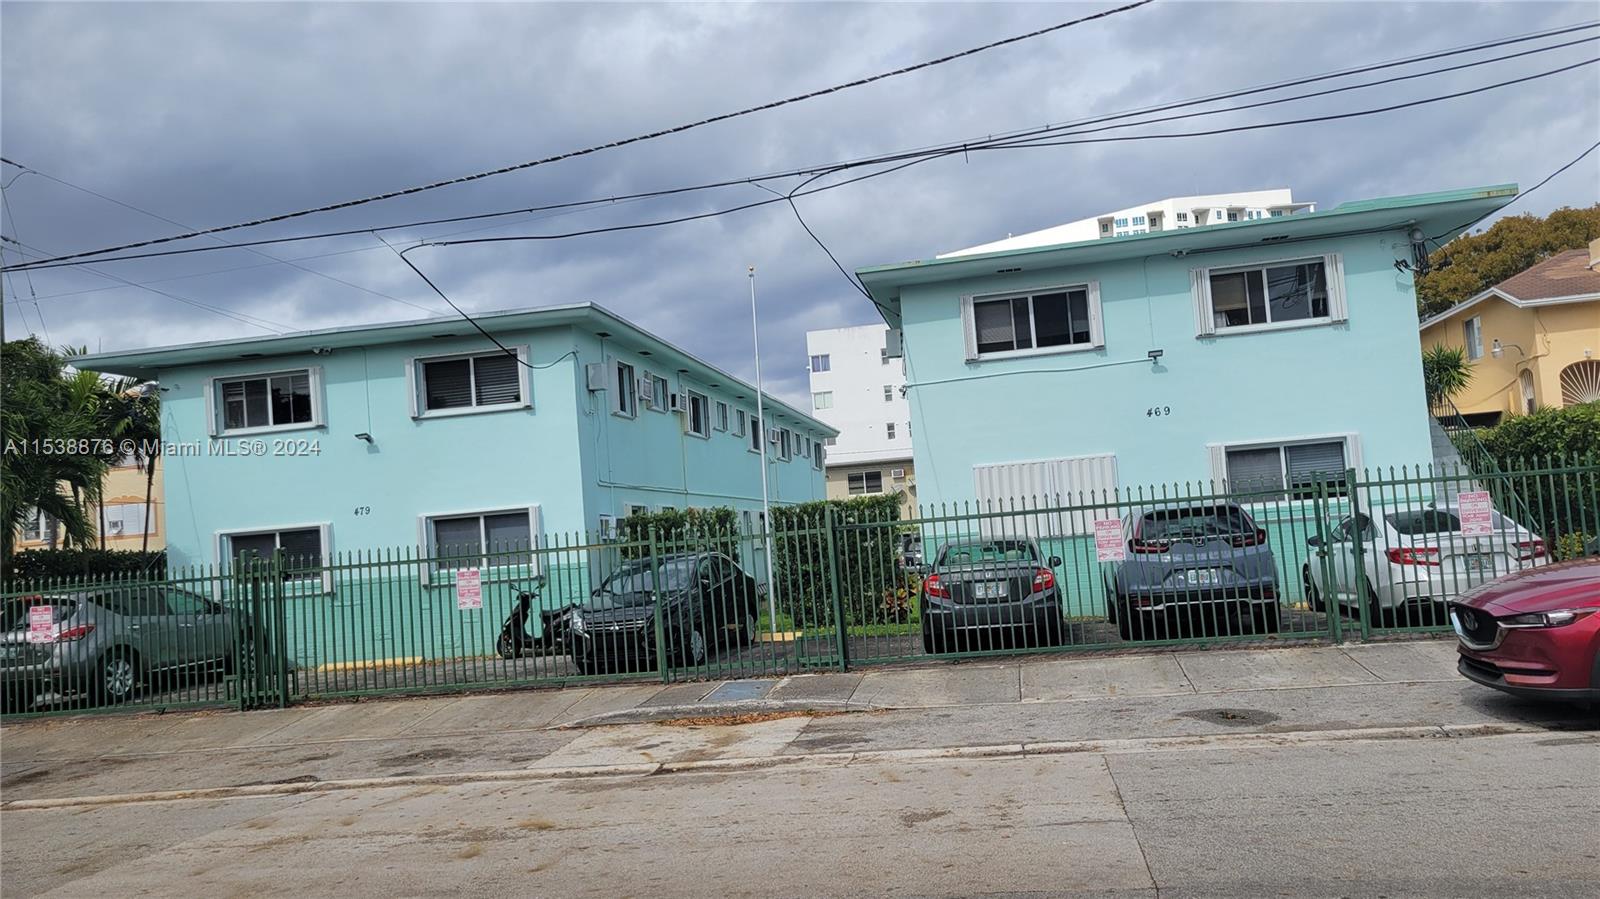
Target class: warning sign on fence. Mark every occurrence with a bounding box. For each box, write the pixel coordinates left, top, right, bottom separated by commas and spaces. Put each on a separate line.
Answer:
1094, 518, 1126, 562
1458, 491, 1494, 537
456, 568, 483, 610
27, 605, 54, 644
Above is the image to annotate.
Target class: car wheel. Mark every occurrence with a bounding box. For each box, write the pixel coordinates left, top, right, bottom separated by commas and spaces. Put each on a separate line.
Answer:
922, 624, 948, 655
1303, 565, 1325, 613
224, 630, 255, 676
1364, 583, 1389, 629
678, 628, 707, 667
496, 633, 520, 660
1040, 615, 1065, 647
1253, 603, 1282, 634
97, 650, 141, 704
740, 609, 758, 647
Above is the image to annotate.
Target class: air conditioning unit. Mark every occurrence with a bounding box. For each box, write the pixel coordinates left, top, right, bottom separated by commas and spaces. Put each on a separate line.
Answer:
669, 391, 688, 413
768, 427, 782, 444
890, 468, 906, 479
585, 363, 607, 392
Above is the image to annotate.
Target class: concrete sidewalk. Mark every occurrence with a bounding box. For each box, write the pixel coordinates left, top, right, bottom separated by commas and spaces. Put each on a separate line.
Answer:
2, 638, 1594, 804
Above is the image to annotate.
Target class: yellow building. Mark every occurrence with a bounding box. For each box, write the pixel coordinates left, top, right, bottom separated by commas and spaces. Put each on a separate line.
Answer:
1419, 240, 1600, 424
15, 456, 166, 552
824, 459, 917, 519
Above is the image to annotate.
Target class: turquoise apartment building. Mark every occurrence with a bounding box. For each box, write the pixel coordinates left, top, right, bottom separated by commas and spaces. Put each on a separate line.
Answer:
857, 185, 1519, 515
78, 303, 833, 665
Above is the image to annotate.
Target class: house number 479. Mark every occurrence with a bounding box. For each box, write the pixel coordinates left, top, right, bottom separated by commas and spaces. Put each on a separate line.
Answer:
353, 506, 372, 516
1146, 406, 1172, 417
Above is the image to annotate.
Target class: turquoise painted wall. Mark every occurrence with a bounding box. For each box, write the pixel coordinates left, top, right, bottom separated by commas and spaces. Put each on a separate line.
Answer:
898, 232, 1436, 509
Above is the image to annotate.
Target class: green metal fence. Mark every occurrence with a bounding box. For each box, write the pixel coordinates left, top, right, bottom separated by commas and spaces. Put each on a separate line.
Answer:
3, 460, 1595, 718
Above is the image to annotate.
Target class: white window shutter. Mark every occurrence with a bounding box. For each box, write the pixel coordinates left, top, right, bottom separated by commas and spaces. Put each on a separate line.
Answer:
318, 523, 334, 594
1343, 432, 1364, 478
308, 365, 326, 427
960, 296, 979, 361
527, 505, 544, 576
417, 516, 432, 586
1087, 281, 1106, 348
203, 377, 219, 437
1190, 268, 1215, 337
516, 346, 533, 409
1325, 253, 1349, 322
405, 358, 420, 419
1206, 443, 1228, 490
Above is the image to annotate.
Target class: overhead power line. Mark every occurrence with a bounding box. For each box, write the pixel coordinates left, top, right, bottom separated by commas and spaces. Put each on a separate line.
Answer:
0, 0, 1156, 269
6, 20, 1594, 274
1428, 138, 1600, 245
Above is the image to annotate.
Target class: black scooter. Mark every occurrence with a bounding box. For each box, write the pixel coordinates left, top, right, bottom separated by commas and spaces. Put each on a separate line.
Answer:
496, 577, 575, 659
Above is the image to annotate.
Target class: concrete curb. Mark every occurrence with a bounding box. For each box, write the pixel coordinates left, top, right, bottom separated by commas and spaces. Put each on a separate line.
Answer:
0, 722, 1555, 812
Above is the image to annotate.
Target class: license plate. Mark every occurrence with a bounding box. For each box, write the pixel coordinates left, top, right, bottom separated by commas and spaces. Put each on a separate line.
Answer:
0, 645, 21, 660
1461, 554, 1494, 573
973, 582, 1005, 599
1183, 569, 1221, 586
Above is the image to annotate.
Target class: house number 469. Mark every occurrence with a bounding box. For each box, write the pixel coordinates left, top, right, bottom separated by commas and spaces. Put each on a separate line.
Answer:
1146, 406, 1172, 417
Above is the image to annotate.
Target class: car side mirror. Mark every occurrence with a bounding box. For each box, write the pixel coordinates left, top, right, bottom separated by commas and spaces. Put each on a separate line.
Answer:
1048, 555, 1062, 567
1305, 535, 1322, 548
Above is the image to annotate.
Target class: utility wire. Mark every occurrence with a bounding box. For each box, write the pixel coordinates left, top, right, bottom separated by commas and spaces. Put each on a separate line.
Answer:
8, 23, 1594, 274
1428, 138, 1600, 242
0, 187, 50, 343
0, 0, 1156, 268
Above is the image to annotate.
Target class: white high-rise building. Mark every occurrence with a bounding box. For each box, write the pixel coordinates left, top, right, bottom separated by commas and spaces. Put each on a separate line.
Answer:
804, 324, 915, 513
940, 189, 1315, 257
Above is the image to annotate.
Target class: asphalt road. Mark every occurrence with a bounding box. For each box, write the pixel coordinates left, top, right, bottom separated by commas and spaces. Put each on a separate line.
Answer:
5, 729, 1596, 898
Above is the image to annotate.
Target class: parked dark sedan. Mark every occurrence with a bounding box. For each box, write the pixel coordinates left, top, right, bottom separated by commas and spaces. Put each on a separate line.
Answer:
920, 537, 1064, 653
1107, 502, 1281, 640
568, 552, 758, 675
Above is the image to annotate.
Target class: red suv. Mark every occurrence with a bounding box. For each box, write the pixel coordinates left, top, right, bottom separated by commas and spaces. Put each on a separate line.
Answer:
1448, 558, 1600, 704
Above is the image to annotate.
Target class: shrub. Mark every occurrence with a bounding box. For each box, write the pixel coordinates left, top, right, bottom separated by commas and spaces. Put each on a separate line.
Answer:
617, 506, 740, 563
771, 493, 904, 629
3, 549, 167, 585
1476, 403, 1600, 544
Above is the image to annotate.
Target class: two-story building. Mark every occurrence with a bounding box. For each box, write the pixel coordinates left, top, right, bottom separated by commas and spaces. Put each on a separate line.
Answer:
857, 185, 1518, 513
77, 303, 832, 665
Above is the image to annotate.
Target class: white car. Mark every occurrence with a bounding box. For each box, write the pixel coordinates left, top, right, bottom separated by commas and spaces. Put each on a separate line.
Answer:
1302, 503, 1548, 623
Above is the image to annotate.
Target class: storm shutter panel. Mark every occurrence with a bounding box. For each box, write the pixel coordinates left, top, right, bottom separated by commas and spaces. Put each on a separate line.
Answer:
423, 359, 473, 410
1324, 253, 1349, 322
473, 354, 521, 405
1225, 448, 1285, 494
203, 377, 219, 437
1206, 443, 1227, 488
1191, 269, 1216, 337
1284, 442, 1347, 492
1086, 281, 1105, 348
406, 359, 420, 418
960, 296, 979, 361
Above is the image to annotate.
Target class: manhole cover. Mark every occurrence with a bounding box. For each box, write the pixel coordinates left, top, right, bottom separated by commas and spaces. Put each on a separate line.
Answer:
1179, 708, 1280, 727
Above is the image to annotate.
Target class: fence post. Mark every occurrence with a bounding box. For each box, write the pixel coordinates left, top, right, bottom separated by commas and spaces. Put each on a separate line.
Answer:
1314, 479, 1342, 644
649, 526, 669, 684
1346, 468, 1371, 641
243, 563, 264, 711
823, 505, 849, 671
270, 550, 291, 708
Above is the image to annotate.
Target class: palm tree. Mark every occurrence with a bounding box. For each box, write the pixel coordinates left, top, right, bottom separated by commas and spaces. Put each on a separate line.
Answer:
1422, 344, 1474, 409
1, 339, 108, 559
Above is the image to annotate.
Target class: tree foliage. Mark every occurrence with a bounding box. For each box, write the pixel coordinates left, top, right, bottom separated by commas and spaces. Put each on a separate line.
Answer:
1421, 344, 1473, 407
1416, 205, 1600, 319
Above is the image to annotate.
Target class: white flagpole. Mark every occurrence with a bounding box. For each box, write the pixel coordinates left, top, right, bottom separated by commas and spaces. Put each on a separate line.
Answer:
749, 265, 777, 636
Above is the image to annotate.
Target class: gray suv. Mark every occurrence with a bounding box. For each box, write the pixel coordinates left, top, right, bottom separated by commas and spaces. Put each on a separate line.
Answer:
2, 587, 251, 712
1107, 503, 1281, 640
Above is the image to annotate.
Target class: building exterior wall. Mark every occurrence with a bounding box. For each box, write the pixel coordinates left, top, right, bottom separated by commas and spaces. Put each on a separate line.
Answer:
1419, 297, 1600, 418
824, 460, 917, 517
899, 231, 1435, 508
804, 323, 911, 466
13, 460, 165, 552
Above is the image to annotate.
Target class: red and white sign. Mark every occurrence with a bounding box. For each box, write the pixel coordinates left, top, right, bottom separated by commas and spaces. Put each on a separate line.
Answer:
1458, 491, 1494, 537
455, 568, 483, 610
27, 605, 54, 644
1094, 519, 1127, 563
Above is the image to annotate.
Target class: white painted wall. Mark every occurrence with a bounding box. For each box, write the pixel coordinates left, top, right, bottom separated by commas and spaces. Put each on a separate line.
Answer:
805, 324, 912, 466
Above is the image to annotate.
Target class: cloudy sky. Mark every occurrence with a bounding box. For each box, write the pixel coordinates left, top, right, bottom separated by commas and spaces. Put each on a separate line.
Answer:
3, 1, 1597, 405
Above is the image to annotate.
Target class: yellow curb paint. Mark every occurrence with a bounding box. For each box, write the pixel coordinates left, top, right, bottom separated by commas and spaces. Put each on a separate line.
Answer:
315, 657, 424, 673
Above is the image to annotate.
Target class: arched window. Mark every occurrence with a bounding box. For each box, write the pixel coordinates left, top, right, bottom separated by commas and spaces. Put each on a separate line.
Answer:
1559, 360, 1600, 406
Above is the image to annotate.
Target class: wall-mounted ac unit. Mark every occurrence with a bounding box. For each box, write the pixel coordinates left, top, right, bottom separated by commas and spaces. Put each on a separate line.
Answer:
637, 376, 654, 402
768, 427, 782, 444
669, 391, 688, 413
890, 468, 906, 479
585, 363, 607, 392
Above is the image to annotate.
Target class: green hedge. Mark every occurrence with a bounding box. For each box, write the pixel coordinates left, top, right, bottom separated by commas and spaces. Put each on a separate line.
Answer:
1477, 403, 1600, 557
772, 493, 905, 629
3, 549, 167, 585
618, 506, 741, 562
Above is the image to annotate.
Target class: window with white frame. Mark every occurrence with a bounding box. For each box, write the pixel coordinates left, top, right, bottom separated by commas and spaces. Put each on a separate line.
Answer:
1192, 255, 1345, 337
1463, 316, 1483, 360
824, 436, 837, 447
614, 360, 637, 417
214, 369, 320, 434
103, 502, 150, 537
1132, 215, 1145, 226
882, 384, 893, 402
1114, 217, 1128, 227
848, 471, 884, 495
963, 284, 1102, 359
813, 445, 824, 470
647, 374, 669, 411
425, 507, 538, 572
885, 422, 896, 439
880, 347, 890, 365
686, 391, 710, 438
1217, 438, 1352, 500
1177, 212, 1189, 222
20, 508, 50, 542
1100, 222, 1111, 233
414, 350, 526, 415
813, 391, 833, 410
809, 354, 830, 372
223, 525, 328, 583
748, 422, 762, 453
777, 429, 792, 461
735, 409, 748, 437
715, 401, 729, 432
622, 502, 651, 520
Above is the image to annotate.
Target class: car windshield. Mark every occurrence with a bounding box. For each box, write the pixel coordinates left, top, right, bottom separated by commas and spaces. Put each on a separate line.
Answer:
939, 540, 1037, 566
590, 558, 698, 608
0, 596, 78, 632
1139, 506, 1253, 540
1385, 509, 1511, 536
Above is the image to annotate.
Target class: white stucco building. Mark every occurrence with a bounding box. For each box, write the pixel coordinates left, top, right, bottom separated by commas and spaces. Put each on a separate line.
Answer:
941, 189, 1315, 257
804, 324, 915, 512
